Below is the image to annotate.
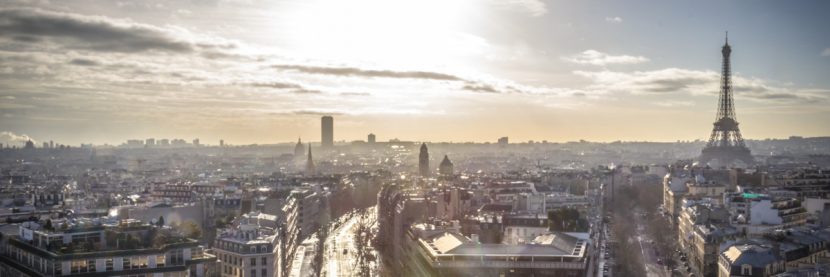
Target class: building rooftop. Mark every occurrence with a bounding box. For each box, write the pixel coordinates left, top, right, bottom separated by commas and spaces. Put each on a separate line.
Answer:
412, 224, 587, 258
722, 243, 779, 268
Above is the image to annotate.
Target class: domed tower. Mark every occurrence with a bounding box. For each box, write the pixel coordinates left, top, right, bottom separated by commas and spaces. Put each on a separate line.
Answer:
293, 137, 304, 158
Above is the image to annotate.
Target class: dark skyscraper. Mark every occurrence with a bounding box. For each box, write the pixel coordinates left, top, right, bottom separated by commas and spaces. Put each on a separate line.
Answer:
321, 116, 333, 148
419, 143, 430, 177
699, 34, 754, 167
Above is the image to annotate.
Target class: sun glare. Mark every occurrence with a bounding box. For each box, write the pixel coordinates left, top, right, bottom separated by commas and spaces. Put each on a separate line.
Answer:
282, 0, 478, 69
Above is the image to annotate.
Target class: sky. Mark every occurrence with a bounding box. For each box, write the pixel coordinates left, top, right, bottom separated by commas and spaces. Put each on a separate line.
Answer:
1, 0, 829, 146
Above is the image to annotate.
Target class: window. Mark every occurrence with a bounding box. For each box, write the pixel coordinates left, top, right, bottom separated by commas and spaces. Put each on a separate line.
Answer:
742, 264, 752, 275
261, 269, 267, 277
261, 257, 267, 265
251, 257, 256, 266
251, 269, 257, 277
106, 258, 113, 271
156, 255, 166, 267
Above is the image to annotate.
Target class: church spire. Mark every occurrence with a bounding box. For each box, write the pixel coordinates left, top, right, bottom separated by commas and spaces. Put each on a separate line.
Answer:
305, 143, 315, 175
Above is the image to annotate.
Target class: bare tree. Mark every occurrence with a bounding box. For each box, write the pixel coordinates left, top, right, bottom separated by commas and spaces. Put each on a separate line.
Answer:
309, 223, 330, 277
352, 210, 377, 277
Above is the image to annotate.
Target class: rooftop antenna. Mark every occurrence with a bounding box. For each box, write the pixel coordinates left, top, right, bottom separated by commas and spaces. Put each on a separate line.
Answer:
725, 31, 728, 44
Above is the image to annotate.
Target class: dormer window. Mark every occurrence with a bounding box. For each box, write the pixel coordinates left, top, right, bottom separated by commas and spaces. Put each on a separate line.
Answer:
741, 264, 752, 275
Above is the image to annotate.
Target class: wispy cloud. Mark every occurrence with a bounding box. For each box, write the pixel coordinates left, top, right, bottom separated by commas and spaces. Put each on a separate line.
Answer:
68, 58, 99, 66
0, 8, 195, 53
490, 0, 548, 17
574, 68, 829, 103
272, 64, 462, 81
605, 16, 623, 24
462, 83, 499, 93
563, 50, 649, 66
652, 100, 694, 107
248, 82, 304, 90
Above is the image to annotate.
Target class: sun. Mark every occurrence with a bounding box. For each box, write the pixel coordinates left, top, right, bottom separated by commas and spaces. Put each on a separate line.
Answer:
279, 0, 479, 69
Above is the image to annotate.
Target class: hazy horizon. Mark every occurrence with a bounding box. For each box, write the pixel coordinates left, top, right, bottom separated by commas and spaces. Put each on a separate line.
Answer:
2, 0, 829, 146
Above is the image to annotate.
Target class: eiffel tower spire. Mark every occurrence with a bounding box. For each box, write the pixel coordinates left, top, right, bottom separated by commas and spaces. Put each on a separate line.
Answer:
700, 33, 754, 167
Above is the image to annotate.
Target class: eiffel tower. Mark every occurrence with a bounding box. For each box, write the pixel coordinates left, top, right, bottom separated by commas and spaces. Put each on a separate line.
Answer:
699, 33, 754, 167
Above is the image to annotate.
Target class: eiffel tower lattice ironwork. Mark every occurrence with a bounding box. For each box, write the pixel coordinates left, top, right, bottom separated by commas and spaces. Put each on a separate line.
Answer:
699, 33, 754, 166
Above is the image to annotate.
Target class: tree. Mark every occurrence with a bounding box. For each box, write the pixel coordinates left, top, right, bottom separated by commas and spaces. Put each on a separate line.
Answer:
44, 219, 53, 230
153, 231, 170, 248
548, 208, 588, 232
352, 213, 377, 277
157, 216, 165, 227
179, 220, 202, 239
310, 223, 330, 277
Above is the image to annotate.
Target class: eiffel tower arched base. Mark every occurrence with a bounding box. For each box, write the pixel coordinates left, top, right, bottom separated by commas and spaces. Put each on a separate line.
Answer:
699, 146, 755, 168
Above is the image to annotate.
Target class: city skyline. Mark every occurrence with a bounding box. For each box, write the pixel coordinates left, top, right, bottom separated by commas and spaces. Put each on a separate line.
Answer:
2, 0, 830, 146
3, 2, 830, 277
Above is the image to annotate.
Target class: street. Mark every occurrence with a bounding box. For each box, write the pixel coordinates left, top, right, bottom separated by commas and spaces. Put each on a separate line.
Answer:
323, 206, 377, 277
635, 212, 670, 277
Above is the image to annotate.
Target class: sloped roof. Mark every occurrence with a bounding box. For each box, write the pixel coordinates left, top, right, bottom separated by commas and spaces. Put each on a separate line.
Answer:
722, 244, 779, 268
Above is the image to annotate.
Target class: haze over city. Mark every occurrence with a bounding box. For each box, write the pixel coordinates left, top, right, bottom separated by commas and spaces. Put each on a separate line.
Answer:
1, 0, 830, 146
4, 2, 830, 277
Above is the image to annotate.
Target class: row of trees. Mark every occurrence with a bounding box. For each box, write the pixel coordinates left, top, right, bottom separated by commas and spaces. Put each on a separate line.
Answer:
609, 185, 648, 277
352, 210, 377, 277
547, 208, 589, 232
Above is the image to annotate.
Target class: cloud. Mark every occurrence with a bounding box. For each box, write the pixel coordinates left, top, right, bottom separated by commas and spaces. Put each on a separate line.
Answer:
0, 8, 193, 53
248, 82, 303, 90
497, 0, 548, 17
68, 58, 99, 66
290, 110, 344, 116
246, 82, 323, 94
340, 92, 371, 96
0, 131, 35, 146
574, 68, 829, 103
605, 16, 623, 23
272, 64, 462, 81
822, 48, 830, 57
575, 68, 713, 94
652, 100, 694, 107
563, 50, 649, 66
462, 83, 499, 93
